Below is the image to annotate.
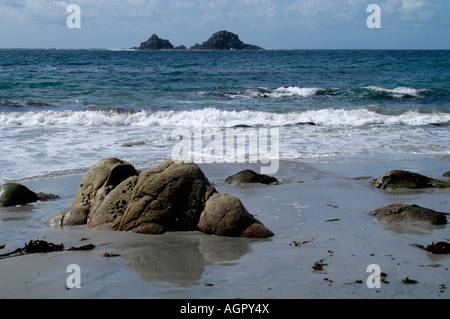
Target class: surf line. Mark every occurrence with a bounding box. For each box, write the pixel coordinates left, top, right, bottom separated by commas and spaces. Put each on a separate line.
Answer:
170, 125, 280, 174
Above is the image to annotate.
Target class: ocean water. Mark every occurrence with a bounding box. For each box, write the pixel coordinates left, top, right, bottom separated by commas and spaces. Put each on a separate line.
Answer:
0, 49, 449, 183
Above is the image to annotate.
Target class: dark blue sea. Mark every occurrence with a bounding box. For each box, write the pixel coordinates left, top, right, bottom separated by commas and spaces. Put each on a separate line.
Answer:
0, 49, 449, 182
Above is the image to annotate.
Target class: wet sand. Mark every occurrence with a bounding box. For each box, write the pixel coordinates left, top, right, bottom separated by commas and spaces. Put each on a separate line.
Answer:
0, 159, 449, 299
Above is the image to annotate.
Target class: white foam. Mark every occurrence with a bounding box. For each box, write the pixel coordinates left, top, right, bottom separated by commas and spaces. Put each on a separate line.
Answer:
223, 86, 320, 99
364, 86, 425, 98
1, 108, 449, 184
269, 86, 320, 98
0, 108, 449, 128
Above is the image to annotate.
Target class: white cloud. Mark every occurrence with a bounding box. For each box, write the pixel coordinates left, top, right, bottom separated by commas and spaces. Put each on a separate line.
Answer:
401, 0, 429, 12
382, 0, 439, 25
172, 1, 195, 9
283, 0, 367, 30
0, 0, 448, 48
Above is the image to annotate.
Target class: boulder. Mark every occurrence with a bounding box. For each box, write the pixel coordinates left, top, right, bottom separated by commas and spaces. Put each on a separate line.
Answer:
71, 157, 138, 209
189, 30, 263, 50
368, 203, 447, 225
444, 171, 450, 177
47, 206, 89, 227
113, 160, 216, 234
373, 170, 450, 190
0, 183, 38, 207
198, 193, 273, 238
225, 170, 278, 185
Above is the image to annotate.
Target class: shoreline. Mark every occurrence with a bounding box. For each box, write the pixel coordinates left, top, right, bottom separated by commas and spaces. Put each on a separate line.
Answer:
0, 158, 449, 299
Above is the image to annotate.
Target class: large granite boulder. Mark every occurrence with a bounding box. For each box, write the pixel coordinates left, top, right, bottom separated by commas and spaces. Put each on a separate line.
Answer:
190, 30, 263, 50
225, 170, 278, 185
0, 183, 38, 207
373, 170, 450, 190
198, 193, 274, 238
112, 160, 215, 234
135, 34, 174, 50
71, 157, 138, 209
51, 159, 274, 238
368, 203, 447, 225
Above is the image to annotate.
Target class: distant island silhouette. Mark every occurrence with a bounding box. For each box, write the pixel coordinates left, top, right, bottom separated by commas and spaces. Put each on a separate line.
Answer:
133, 30, 263, 51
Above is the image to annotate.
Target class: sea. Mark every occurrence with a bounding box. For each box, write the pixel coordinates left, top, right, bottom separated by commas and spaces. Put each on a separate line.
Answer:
0, 49, 449, 183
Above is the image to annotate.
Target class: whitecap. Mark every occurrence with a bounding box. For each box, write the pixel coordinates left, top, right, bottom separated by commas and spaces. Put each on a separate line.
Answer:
364, 86, 425, 98
1, 107, 449, 128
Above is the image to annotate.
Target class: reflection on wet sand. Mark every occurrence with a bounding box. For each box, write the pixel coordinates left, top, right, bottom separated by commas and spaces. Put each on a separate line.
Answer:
121, 231, 263, 285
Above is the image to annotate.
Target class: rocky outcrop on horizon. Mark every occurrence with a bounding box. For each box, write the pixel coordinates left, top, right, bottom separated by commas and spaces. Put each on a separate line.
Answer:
134, 34, 175, 50
133, 30, 263, 51
189, 30, 263, 50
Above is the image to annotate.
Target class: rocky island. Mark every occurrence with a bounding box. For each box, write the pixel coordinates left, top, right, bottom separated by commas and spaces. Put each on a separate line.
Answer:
189, 30, 263, 50
133, 34, 186, 50
134, 30, 263, 51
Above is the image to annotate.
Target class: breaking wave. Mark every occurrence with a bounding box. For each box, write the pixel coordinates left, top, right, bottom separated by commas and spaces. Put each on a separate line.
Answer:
216, 85, 427, 99
1, 107, 449, 128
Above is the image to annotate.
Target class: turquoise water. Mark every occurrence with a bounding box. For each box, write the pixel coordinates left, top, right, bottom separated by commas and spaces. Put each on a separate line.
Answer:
1, 49, 449, 112
0, 49, 449, 182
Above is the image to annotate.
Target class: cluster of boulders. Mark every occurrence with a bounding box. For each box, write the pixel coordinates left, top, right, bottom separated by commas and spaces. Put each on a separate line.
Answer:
1, 159, 448, 251
46, 158, 273, 238
134, 30, 263, 51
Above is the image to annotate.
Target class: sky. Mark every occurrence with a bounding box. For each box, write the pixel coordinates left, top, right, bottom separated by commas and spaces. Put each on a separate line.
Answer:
0, 0, 449, 49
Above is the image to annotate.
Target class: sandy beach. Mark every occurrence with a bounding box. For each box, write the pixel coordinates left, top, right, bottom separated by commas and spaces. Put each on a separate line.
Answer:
0, 158, 448, 299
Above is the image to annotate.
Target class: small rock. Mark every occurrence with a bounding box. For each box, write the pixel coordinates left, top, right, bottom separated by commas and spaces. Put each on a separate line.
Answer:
225, 170, 278, 185
36, 192, 60, 201
0, 183, 38, 207
373, 170, 450, 190
47, 206, 89, 227
368, 203, 447, 225
426, 241, 450, 254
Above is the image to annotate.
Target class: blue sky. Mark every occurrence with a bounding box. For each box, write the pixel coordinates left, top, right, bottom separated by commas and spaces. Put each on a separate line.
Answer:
0, 0, 449, 49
